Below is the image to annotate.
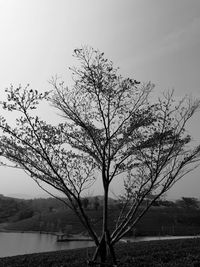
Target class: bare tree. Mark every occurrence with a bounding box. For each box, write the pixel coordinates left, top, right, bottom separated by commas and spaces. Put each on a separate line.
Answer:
0, 47, 200, 266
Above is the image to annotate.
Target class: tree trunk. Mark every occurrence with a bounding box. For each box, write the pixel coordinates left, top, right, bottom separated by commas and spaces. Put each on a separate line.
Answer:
90, 172, 118, 266
99, 235, 107, 266
92, 234, 106, 265
101, 183, 108, 265
91, 232, 118, 266
106, 231, 117, 265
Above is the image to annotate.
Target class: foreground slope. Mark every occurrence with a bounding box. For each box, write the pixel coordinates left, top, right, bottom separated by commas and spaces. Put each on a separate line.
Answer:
0, 238, 200, 266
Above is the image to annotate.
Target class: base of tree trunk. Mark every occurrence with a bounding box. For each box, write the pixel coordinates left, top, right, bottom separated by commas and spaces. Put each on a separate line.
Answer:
90, 232, 118, 267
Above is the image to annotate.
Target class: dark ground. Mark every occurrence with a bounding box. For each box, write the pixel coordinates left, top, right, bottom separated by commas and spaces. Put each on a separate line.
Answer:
1, 238, 200, 266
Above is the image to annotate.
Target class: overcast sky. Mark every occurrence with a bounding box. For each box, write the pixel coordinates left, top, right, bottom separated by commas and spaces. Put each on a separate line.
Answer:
0, 0, 200, 199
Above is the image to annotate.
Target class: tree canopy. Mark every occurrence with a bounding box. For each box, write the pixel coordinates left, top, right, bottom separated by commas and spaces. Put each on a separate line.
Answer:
0, 46, 200, 266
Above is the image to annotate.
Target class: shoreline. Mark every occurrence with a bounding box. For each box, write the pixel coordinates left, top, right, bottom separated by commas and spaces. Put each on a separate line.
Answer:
1, 228, 200, 243
1, 238, 200, 266
0, 228, 58, 235
121, 234, 200, 243
0, 229, 94, 242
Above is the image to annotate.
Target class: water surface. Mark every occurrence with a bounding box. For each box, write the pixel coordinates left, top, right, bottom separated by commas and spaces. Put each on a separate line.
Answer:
0, 232, 94, 258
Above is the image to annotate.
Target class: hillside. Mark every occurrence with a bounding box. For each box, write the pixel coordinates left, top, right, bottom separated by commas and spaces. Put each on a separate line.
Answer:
0, 194, 66, 227
1, 194, 200, 237
0, 195, 30, 223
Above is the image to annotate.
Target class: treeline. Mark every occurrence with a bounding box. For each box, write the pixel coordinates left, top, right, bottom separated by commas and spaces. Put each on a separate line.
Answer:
1, 194, 200, 237
0, 195, 106, 233
0, 194, 66, 224
0, 195, 31, 223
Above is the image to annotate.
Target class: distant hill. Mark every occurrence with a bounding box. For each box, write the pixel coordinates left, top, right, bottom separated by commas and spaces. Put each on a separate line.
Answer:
0, 194, 115, 233
7, 193, 51, 199
0, 194, 66, 224
85, 195, 117, 205
2, 194, 200, 237
7, 193, 36, 199
0, 194, 28, 223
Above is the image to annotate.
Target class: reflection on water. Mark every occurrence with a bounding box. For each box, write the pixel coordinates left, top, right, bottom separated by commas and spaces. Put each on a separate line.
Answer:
0, 232, 94, 258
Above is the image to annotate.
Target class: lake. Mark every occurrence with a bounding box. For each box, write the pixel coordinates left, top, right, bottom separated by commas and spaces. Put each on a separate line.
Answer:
0, 232, 200, 258
0, 232, 94, 258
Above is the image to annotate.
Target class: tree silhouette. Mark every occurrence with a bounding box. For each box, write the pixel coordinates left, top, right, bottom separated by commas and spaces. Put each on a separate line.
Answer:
0, 47, 200, 266
179, 197, 199, 209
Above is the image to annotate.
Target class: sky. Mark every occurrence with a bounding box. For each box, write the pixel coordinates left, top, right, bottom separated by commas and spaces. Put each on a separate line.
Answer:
0, 0, 200, 199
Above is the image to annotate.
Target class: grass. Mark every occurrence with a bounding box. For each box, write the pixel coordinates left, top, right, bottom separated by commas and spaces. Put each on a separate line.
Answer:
1, 238, 200, 266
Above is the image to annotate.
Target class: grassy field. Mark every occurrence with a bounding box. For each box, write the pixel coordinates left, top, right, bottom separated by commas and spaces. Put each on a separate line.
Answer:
1, 238, 200, 266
